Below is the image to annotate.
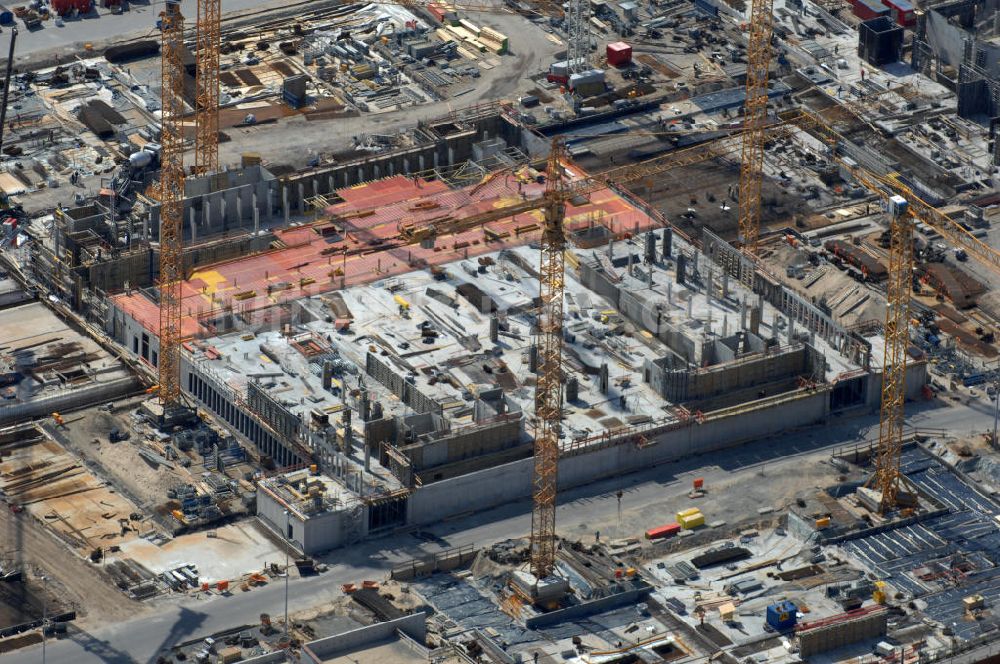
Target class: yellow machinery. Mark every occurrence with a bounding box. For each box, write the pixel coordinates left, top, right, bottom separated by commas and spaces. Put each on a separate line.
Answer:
873, 580, 887, 604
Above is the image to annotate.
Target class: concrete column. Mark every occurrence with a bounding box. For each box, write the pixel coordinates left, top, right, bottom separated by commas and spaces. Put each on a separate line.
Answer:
740, 298, 747, 330
189, 215, 197, 243
374, 164, 381, 180
298, 182, 305, 212
358, 167, 364, 182
282, 188, 289, 224
220, 198, 227, 231
403, 157, 409, 173
433, 151, 439, 169
722, 315, 728, 337
205, 196, 212, 229
253, 206, 260, 236
667, 282, 672, 304
236, 192, 243, 229
686, 295, 693, 318
722, 272, 729, 299
447, 146, 454, 165
388, 162, 394, 176
328, 175, 334, 193
788, 316, 795, 343
419, 154, 425, 170
266, 189, 274, 221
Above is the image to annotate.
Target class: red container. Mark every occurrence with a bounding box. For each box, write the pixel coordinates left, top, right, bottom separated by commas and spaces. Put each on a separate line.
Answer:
52, 0, 91, 14
427, 3, 447, 23
606, 41, 632, 68
645, 523, 681, 540
852, 0, 889, 21
883, 0, 914, 25
693, 477, 704, 489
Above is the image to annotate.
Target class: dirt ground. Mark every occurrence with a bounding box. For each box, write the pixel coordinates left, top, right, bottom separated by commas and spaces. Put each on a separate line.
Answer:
626, 160, 811, 242
0, 504, 145, 627
0, 432, 149, 556
49, 399, 197, 517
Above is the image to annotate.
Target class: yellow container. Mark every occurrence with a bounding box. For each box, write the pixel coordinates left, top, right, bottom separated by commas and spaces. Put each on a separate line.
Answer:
679, 513, 705, 529
815, 517, 831, 529
676, 507, 701, 521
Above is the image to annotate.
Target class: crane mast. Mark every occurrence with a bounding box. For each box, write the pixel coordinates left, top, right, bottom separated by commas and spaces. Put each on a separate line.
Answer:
737, 0, 775, 256
530, 143, 568, 580
157, 0, 186, 407
195, 0, 221, 175
874, 196, 912, 512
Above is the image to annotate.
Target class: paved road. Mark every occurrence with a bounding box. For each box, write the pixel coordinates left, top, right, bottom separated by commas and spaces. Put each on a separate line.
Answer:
12, 398, 998, 664
0, 0, 282, 64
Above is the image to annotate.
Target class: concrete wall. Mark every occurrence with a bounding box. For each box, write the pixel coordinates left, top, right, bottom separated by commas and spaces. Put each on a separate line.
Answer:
797, 610, 887, 658
149, 166, 275, 242
646, 343, 822, 403
866, 360, 928, 407
0, 376, 141, 427
305, 614, 427, 661
256, 484, 346, 553
404, 417, 522, 471
409, 388, 832, 525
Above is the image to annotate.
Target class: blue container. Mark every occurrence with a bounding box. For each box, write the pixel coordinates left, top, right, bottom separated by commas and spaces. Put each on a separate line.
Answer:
766, 601, 798, 631
0, 11, 14, 25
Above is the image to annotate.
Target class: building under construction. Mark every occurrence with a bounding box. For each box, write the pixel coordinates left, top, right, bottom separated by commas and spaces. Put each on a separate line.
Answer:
6, 101, 922, 552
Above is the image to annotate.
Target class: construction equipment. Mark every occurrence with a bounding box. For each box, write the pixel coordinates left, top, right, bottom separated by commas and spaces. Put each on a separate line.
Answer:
194, 0, 220, 176
737, 0, 776, 256
156, 0, 187, 408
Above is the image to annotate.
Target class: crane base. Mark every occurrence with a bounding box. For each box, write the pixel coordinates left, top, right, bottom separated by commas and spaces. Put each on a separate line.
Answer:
511, 570, 569, 605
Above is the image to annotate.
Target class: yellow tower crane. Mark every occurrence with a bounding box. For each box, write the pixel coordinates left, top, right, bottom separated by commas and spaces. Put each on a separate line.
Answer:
156, 0, 186, 407
530, 143, 569, 580
793, 110, 1000, 512
195, 0, 221, 176
736, 0, 776, 257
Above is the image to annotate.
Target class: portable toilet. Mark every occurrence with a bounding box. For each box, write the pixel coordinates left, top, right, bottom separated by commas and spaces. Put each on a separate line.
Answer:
766, 600, 798, 631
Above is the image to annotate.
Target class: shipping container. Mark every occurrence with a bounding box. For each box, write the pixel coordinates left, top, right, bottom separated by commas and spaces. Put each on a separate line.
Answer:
766, 601, 798, 630
606, 41, 632, 67
427, 3, 447, 22
853, 0, 889, 21
645, 522, 681, 539
691, 546, 751, 569
676, 507, 701, 521
679, 513, 705, 529
883, 0, 914, 25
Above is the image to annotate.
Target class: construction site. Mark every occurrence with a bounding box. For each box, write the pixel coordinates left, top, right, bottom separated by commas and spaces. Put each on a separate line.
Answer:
1, 0, 1000, 661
